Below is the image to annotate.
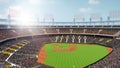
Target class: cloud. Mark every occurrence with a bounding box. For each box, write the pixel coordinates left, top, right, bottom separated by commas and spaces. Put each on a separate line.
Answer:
29, 0, 41, 4
79, 8, 92, 13
0, 0, 9, 3
88, 0, 100, 5
29, 0, 55, 5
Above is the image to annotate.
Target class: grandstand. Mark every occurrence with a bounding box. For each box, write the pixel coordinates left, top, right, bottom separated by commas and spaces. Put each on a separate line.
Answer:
0, 0, 120, 68
0, 23, 120, 68
1, 15, 120, 68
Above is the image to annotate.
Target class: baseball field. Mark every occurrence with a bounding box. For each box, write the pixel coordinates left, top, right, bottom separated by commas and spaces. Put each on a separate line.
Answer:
37, 43, 112, 68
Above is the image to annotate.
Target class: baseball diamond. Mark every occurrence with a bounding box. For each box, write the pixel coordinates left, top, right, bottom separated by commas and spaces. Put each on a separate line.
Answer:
38, 43, 112, 68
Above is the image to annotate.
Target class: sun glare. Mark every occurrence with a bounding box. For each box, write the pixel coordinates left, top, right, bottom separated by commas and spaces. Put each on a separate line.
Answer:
16, 11, 35, 26
9, 6, 37, 26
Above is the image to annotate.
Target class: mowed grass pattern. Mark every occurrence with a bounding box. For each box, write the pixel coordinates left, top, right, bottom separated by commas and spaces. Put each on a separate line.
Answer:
43, 43, 112, 68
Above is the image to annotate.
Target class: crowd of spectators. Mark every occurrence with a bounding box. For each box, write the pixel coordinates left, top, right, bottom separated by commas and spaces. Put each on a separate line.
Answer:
0, 26, 120, 68
0, 28, 119, 41
3, 36, 53, 68
0, 34, 120, 68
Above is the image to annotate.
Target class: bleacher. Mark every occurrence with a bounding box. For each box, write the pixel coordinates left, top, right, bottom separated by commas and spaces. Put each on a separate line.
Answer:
0, 25, 120, 68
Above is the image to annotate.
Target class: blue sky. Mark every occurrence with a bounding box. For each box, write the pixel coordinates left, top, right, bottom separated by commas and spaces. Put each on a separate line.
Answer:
0, 0, 120, 22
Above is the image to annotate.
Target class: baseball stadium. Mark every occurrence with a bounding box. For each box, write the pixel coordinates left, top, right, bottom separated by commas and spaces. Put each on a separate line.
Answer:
0, 0, 120, 68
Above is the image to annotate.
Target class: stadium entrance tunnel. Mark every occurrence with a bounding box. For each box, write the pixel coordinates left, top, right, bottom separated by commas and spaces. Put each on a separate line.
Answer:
37, 43, 113, 68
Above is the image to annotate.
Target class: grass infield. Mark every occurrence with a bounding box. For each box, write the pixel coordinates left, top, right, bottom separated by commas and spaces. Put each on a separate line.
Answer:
37, 43, 112, 68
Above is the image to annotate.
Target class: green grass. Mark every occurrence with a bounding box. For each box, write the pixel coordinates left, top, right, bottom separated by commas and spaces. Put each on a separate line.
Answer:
43, 43, 112, 68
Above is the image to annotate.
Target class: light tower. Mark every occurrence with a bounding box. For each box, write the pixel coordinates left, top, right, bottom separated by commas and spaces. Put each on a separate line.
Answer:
43, 14, 54, 26
73, 14, 84, 26
8, 14, 11, 26
90, 13, 102, 27
109, 10, 120, 26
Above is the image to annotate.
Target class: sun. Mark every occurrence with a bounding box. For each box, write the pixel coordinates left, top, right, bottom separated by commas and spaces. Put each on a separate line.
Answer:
8, 6, 37, 26
15, 11, 35, 26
